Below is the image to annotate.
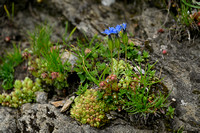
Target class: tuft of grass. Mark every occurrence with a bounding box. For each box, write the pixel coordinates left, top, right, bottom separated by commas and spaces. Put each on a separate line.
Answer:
124, 61, 168, 114
4, 2, 15, 21
0, 44, 23, 90
182, 0, 200, 9
28, 24, 75, 90
29, 25, 52, 56
180, 1, 194, 26
41, 44, 65, 73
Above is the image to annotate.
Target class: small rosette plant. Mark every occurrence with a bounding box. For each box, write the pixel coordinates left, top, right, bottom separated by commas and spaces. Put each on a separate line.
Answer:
0, 77, 43, 108
70, 89, 109, 128
98, 74, 125, 111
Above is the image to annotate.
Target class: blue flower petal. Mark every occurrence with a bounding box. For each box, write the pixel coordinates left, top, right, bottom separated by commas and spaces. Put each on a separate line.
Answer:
102, 29, 111, 35
109, 27, 118, 34
122, 23, 127, 30
115, 25, 122, 32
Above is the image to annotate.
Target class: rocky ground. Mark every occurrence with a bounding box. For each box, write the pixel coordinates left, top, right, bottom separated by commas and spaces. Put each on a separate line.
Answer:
0, 0, 199, 132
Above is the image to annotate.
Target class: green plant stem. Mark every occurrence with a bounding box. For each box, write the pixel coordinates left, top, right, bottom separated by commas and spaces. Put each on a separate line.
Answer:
4, 5, 10, 20
182, 0, 200, 8
117, 46, 120, 75
82, 56, 99, 85
111, 50, 113, 74
125, 43, 127, 64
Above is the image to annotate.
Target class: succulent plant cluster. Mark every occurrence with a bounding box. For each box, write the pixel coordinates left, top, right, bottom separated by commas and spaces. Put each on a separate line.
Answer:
113, 58, 133, 75
70, 89, 109, 128
98, 74, 124, 111
97, 59, 140, 110
112, 59, 139, 90
28, 58, 68, 89
0, 77, 42, 108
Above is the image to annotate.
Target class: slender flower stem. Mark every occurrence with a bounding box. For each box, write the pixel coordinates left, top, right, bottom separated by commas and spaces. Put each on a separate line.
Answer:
111, 50, 113, 74
122, 32, 128, 65
117, 46, 120, 75
125, 42, 127, 64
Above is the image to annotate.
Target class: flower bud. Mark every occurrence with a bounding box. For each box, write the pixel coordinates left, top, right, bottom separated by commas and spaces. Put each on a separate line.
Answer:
12, 103, 18, 108
81, 118, 87, 124
99, 81, 105, 87
41, 73, 48, 79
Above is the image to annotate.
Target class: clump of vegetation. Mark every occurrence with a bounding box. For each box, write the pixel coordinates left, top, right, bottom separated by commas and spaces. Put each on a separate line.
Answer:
28, 49, 71, 89
72, 35, 112, 84
170, 0, 200, 30
70, 89, 109, 128
121, 41, 149, 62
0, 22, 174, 128
0, 44, 23, 90
71, 29, 147, 85
28, 26, 72, 90
0, 77, 43, 108
98, 58, 171, 115
97, 74, 125, 111
71, 23, 174, 127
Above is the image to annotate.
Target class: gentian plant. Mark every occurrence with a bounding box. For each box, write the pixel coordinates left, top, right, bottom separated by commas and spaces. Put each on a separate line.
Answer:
102, 23, 128, 75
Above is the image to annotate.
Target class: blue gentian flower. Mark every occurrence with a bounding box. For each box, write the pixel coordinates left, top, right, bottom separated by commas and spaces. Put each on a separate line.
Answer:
121, 23, 127, 31
115, 25, 122, 33
109, 27, 118, 34
102, 29, 111, 35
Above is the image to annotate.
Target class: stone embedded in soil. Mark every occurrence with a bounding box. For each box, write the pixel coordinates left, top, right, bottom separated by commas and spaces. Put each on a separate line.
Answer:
61, 51, 78, 68
35, 91, 48, 104
18, 103, 83, 133
16, 103, 153, 133
0, 107, 18, 133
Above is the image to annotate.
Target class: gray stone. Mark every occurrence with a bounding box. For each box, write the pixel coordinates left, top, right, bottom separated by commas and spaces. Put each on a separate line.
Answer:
18, 104, 82, 133
61, 51, 78, 68
17, 103, 153, 133
35, 91, 48, 104
0, 107, 18, 133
